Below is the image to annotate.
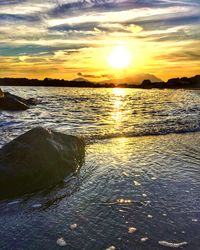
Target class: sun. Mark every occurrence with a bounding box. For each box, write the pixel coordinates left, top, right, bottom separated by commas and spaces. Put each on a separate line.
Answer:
107, 46, 132, 69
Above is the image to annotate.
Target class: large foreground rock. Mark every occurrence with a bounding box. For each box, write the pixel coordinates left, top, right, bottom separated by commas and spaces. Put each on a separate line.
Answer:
0, 127, 85, 199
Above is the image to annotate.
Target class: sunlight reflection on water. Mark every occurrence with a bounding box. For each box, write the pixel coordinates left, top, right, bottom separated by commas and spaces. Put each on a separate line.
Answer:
1, 87, 200, 145
0, 87, 200, 249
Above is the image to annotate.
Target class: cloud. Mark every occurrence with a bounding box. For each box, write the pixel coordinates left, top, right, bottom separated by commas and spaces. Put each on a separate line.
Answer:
132, 13, 200, 31
50, 21, 143, 34
77, 72, 111, 78
0, 44, 54, 56
0, 44, 88, 56
0, 0, 199, 80
0, 0, 28, 5
0, 13, 41, 23
48, 0, 185, 18
155, 46, 200, 62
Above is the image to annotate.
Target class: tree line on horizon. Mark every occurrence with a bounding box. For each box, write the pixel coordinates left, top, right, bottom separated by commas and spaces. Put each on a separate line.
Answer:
0, 75, 200, 89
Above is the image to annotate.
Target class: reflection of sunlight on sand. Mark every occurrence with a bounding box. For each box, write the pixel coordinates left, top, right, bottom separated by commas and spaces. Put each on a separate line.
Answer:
91, 137, 132, 163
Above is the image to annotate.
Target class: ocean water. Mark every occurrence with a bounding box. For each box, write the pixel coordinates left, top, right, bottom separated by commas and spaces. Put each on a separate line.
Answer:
0, 87, 200, 250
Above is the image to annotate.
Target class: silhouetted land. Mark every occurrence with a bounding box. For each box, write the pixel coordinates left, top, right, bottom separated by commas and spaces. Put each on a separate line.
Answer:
0, 75, 200, 89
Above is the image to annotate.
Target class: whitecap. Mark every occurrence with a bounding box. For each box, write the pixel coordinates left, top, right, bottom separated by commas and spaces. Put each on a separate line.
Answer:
7, 200, 21, 206
32, 204, 42, 209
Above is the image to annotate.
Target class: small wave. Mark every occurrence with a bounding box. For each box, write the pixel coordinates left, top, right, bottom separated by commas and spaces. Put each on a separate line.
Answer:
85, 126, 200, 143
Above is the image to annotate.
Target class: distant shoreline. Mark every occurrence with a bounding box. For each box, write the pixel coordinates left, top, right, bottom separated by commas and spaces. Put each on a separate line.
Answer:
0, 75, 199, 89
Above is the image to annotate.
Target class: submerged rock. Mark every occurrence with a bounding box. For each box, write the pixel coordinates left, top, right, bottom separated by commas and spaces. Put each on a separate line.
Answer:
0, 127, 85, 199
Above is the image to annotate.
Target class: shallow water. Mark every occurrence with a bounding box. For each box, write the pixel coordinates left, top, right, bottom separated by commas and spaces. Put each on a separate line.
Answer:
1, 87, 200, 145
0, 87, 200, 249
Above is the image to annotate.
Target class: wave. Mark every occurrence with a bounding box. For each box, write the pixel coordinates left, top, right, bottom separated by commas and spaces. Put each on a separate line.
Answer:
85, 126, 200, 143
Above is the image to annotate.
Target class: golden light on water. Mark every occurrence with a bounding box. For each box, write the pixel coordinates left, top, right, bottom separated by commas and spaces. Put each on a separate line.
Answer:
111, 88, 126, 124
107, 46, 132, 69
113, 88, 126, 96
112, 88, 126, 112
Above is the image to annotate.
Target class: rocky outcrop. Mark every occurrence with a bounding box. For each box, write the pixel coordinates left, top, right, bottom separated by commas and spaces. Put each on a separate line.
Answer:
0, 127, 85, 199
4, 92, 39, 106
0, 89, 39, 111
0, 95, 29, 110
0, 88, 4, 97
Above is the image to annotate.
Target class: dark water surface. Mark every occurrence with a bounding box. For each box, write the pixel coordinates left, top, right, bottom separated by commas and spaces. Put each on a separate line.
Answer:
0, 87, 200, 249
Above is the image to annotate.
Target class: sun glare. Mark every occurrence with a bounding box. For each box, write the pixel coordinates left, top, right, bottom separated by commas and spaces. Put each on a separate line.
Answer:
113, 88, 126, 96
108, 46, 132, 69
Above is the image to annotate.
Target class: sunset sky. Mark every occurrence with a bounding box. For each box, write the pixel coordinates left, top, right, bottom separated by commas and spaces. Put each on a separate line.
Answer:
0, 0, 199, 82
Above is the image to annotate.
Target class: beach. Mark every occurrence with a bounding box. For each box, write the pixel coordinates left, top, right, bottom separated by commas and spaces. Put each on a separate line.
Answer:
0, 87, 200, 249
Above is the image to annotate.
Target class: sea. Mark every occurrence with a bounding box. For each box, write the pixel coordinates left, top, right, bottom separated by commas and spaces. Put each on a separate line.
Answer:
0, 86, 199, 250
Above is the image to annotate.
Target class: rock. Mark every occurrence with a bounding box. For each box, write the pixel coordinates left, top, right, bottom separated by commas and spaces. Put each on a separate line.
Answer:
106, 246, 116, 250
0, 127, 85, 199
128, 227, 137, 233
0, 95, 29, 110
26, 97, 39, 105
133, 180, 141, 186
0, 88, 4, 97
0, 90, 39, 111
141, 237, 148, 242
69, 224, 78, 230
56, 238, 67, 247
4, 92, 39, 106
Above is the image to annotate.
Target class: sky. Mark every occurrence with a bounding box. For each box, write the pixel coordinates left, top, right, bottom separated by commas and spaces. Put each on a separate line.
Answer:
0, 0, 199, 82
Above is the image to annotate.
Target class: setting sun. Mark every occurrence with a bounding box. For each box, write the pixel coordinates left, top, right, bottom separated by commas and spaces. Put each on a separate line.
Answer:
107, 46, 132, 69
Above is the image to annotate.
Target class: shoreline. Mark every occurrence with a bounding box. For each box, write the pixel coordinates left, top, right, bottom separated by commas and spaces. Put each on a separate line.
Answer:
0, 74, 199, 89
1, 85, 200, 90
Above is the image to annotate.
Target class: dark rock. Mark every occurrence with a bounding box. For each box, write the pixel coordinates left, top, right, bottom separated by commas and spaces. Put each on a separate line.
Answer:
0, 88, 4, 97
4, 92, 39, 106
0, 90, 39, 110
26, 97, 39, 105
0, 95, 29, 110
0, 127, 85, 199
